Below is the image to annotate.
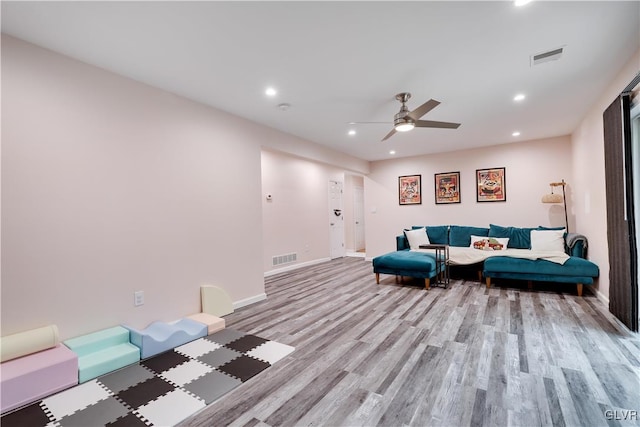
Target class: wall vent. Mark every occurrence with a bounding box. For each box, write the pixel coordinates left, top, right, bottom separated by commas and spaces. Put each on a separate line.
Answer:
531, 46, 564, 66
272, 252, 297, 266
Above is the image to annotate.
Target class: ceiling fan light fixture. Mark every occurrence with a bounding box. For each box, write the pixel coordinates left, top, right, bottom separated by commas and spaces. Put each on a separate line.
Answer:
380, 92, 460, 142
395, 122, 415, 132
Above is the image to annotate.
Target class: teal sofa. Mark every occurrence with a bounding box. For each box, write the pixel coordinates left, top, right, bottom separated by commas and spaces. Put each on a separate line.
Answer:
388, 224, 599, 295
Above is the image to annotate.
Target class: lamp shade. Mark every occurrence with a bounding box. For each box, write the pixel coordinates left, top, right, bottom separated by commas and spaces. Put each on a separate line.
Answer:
541, 193, 563, 203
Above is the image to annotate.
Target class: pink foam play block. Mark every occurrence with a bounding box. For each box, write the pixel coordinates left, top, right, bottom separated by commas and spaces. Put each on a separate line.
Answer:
187, 313, 225, 335
1, 344, 78, 413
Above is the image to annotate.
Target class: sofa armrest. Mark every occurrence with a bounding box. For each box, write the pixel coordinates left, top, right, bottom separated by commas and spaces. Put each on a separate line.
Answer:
396, 234, 409, 251
565, 233, 588, 258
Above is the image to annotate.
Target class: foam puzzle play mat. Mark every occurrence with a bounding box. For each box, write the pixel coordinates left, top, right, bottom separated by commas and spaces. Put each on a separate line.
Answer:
1, 329, 295, 426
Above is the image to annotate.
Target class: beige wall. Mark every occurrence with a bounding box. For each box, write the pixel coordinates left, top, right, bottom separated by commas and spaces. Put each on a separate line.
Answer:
0, 36, 366, 340
1, 36, 262, 339
261, 149, 345, 273
364, 136, 573, 258
571, 47, 640, 303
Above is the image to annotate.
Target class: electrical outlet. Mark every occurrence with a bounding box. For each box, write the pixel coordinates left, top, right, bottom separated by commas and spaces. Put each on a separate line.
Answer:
134, 291, 144, 307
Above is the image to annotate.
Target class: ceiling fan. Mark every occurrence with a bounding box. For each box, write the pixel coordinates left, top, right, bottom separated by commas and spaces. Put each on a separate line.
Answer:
379, 93, 461, 141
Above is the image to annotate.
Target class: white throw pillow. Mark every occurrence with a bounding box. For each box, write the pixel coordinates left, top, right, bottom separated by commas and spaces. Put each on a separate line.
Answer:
530, 229, 565, 252
404, 228, 430, 249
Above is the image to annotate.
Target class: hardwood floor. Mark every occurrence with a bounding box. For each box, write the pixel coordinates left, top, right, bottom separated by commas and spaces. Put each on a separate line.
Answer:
179, 257, 640, 427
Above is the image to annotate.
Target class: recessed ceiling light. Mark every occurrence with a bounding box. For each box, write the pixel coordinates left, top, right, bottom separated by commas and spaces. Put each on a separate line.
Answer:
514, 93, 526, 102
389, 150, 396, 155
515, 0, 532, 6
265, 87, 277, 97
512, 131, 521, 137
348, 130, 356, 136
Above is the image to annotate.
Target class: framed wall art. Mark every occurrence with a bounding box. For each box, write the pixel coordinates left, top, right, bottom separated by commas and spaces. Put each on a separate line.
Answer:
434, 171, 461, 204
399, 175, 422, 205
476, 167, 506, 202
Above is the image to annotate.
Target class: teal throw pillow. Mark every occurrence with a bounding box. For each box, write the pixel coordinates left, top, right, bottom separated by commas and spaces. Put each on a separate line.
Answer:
412, 225, 449, 244
450, 225, 489, 247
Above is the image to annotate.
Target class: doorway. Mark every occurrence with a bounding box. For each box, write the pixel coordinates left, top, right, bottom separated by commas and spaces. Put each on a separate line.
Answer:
328, 180, 345, 259
354, 186, 365, 253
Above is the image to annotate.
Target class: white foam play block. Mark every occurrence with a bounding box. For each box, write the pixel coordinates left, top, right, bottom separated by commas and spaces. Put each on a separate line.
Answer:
186, 313, 225, 335
200, 285, 233, 317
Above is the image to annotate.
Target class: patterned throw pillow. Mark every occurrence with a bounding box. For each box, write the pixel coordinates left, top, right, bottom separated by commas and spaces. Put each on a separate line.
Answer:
471, 236, 509, 250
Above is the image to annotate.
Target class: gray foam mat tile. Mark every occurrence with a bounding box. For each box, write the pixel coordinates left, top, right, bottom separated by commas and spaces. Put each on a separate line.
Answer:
57, 397, 129, 427
198, 347, 242, 368
204, 328, 246, 345
182, 370, 241, 404
98, 364, 156, 394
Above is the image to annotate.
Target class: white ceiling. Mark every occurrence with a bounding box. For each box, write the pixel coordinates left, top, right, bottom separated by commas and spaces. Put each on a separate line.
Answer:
2, 1, 639, 161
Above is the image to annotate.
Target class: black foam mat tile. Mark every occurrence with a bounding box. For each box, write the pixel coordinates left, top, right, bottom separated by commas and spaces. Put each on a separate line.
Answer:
217, 355, 271, 382
225, 335, 268, 353
141, 351, 190, 374
116, 377, 175, 409
0, 402, 50, 427
106, 412, 150, 427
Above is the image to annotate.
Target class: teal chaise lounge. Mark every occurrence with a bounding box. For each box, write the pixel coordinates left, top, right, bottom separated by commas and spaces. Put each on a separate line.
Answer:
373, 250, 442, 289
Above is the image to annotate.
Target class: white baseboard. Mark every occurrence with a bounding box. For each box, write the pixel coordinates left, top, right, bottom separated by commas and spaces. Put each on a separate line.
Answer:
592, 287, 610, 305
233, 293, 267, 310
264, 257, 331, 277
346, 251, 366, 258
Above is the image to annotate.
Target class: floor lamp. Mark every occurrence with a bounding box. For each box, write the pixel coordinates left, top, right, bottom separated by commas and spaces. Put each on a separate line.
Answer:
541, 179, 568, 232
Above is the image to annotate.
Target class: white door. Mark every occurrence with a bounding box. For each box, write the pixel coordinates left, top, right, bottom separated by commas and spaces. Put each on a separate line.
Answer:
354, 186, 365, 252
329, 180, 345, 259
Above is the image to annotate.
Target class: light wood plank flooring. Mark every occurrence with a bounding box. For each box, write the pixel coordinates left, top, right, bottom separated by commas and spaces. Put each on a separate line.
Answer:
180, 257, 640, 427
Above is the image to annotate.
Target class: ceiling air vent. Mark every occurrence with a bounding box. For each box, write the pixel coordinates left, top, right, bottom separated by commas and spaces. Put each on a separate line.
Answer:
531, 46, 564, 66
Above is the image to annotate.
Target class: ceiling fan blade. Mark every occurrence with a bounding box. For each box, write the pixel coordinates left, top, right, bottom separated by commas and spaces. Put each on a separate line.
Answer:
407, 99, 440, 120
381, 128, 397, 141
414, 120, 461, 129
348, 121, 392, 125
